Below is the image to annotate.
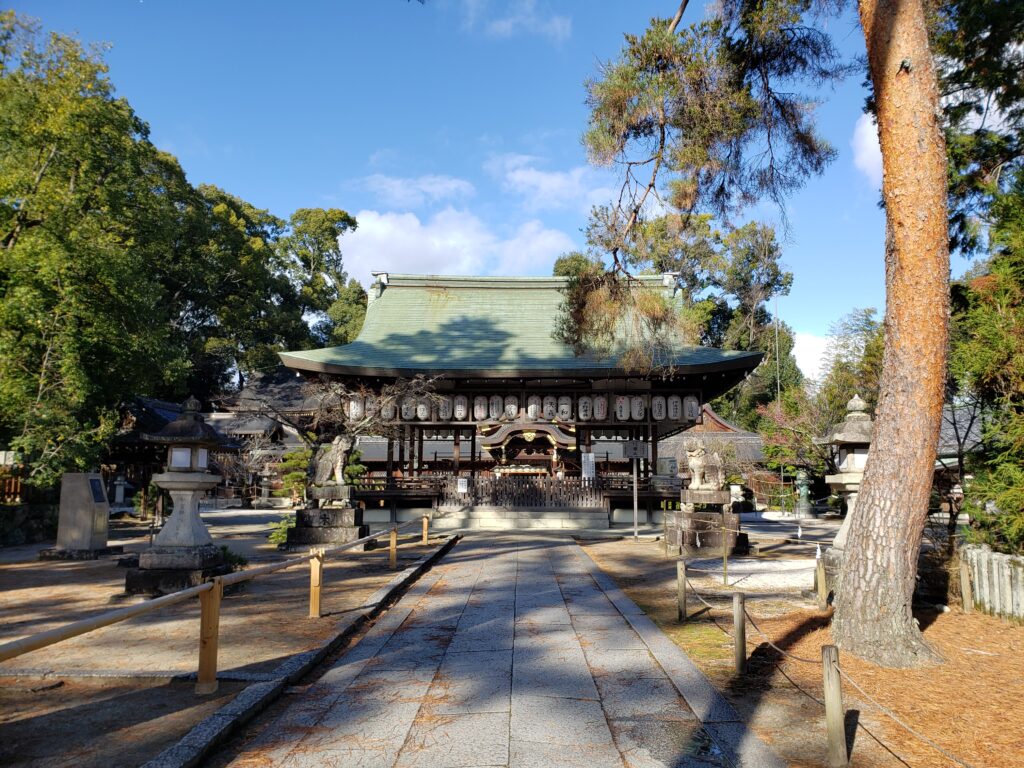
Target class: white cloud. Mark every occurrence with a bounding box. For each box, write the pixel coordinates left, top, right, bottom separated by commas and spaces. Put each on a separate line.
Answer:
343, 207, 575, 286
851, 113, 883, 189
363, 174, 475, 209
485, 153, 614, 213
461, 0, 571, 43
793, 332, 830, 381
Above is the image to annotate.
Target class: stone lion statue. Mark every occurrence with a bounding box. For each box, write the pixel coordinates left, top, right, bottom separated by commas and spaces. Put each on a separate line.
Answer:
312, 435, 354, 486
684, 441, 724, 490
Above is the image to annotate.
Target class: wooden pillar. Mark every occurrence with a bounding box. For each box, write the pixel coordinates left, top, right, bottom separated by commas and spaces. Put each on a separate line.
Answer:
416, 428, 424, 476
470, 428, 477, 478
196, 578, 224, 695
398, 426, 406, 476
453, 429, 461, 473
651, 424, 658, 475
386, 437, 394, 479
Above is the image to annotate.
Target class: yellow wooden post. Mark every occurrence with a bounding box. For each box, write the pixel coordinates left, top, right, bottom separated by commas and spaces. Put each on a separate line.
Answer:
196, 577, 224, 695
309, 548, 324, 619
389, 527, 398, 570
422, 514, 429, 545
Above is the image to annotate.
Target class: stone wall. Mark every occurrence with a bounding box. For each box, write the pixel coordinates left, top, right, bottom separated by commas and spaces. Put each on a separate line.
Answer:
962, 544, 1024, 620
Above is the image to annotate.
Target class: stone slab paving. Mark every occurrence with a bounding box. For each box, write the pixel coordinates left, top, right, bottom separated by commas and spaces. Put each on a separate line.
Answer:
227, 535, 783, 768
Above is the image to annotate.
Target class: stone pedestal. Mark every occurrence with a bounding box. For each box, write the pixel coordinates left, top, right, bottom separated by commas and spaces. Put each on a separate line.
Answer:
126, 471, 227, 596
285, 503, 369, 548
664, 488, 747, 556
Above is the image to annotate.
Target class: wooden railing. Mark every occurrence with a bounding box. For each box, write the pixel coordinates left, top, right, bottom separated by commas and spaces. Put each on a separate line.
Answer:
0, 516, 431, 695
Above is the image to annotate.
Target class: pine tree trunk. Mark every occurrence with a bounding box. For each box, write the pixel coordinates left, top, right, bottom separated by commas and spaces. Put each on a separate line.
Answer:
832, 0, 949, 667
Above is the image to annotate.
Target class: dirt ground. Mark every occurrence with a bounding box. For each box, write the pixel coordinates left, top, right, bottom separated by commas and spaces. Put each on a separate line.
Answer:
0, 523, 445, 768
581, 538, 1024, 768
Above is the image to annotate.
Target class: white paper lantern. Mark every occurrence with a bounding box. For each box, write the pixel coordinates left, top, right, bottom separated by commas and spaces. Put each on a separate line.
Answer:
527, 395, 542, 421
453, 395, 468, 420
630, 395, 645, 420
683, 395, 701, 421
438, 396, 453, 421
416, 398, 430, 421
542, 396, 557, 420
667, 395, 682, 421
614, 395, 630, 421
557, 396, 572, 421
346, 395, 364, 421
651, 396, 666, 421
577, 396, 593, 421
502, 395, 518, 419
593, 395, 608, 421
381, 399, 397, 420
401, 397, 417, 421
489, 395, 503, 420
471, 396, 486, 420
364, 395, 378, 419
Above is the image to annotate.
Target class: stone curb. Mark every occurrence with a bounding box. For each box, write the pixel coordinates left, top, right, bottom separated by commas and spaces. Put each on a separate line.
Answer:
575, 544, 785, 768
140, 533, 461, 768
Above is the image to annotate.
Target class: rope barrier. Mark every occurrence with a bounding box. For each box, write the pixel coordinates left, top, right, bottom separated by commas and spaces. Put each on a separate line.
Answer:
834, 664, 978, 768
742, 606, 820, 664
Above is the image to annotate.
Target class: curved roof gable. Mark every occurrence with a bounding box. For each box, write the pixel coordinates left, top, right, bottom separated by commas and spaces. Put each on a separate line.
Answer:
280, 274, 763, 379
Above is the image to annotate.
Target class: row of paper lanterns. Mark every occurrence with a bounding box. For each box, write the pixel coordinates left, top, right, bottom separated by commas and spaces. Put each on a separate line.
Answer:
346, 394, 700, 423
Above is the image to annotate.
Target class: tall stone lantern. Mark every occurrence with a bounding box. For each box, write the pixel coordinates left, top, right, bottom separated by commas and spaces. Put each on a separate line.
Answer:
125, 396, 230, 595
820, 394, 874, 596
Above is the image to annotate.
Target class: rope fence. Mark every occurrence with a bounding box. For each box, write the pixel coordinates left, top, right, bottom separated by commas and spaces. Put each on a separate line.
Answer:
0, 516, 433, 694
673, 557, 978, 768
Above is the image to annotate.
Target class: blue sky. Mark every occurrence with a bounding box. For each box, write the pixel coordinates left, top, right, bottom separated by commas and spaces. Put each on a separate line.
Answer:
18, 0, 912, 377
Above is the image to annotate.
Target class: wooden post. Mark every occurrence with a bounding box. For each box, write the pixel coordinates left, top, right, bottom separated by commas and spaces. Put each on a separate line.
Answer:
309, 548, 324, 619
416, 428, 424, 477
389, 527, 398, 570
196, 577, 224, 695
676, 560, 687, 622
722, 521, 729, 587
453, 429, 461, 473
816, 558, 828, 610
959, 557, 973, 614
733, 592, 746, 675
422, 515, 429, 545
470, 428, 477, 477
822, 644, 848, 767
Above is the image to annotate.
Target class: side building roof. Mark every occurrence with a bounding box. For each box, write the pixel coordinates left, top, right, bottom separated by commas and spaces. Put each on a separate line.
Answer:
280, 274, 763, 380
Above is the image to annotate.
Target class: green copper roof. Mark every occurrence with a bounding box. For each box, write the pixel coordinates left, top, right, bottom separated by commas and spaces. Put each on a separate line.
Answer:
279, 274, 763, 378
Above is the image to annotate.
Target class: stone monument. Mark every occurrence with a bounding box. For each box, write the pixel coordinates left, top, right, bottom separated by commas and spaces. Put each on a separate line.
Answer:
665, 441, 746, 555
40, 473, 122, 560
125, 396, 230, 595
820, 394, 874, 597
285, 434, 368, 548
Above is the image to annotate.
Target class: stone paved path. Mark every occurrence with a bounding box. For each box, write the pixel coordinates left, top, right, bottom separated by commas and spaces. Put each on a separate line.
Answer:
227, 535, 782, 768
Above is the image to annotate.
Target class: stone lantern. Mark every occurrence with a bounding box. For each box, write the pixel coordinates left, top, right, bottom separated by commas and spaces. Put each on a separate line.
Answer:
125, 396, 230, 595
820, 394, 874, 595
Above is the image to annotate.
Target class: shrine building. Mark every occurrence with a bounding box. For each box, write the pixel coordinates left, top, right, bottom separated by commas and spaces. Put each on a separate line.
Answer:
279, 273, 762, 525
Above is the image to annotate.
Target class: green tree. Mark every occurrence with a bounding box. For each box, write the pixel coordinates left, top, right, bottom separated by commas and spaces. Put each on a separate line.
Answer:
0, 13, 184, 483
325, 278, 367, 346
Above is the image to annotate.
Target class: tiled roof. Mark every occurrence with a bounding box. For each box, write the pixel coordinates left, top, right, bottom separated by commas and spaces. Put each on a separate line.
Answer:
280, 274, 762, 378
